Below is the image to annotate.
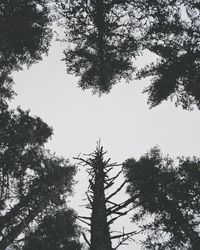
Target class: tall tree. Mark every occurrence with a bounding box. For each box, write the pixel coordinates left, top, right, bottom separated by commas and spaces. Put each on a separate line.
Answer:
123, 147, 200, 249
0, 103, 76, 250
56, 0, 141, 94
0, 3, 79, 249
76, 144, 139, 250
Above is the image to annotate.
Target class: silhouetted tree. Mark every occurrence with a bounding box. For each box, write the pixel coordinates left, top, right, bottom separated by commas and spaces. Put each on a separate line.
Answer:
76, 144, 139, 250
56, 0, 141, 94
0, 3, 80, 249
55, 0, 200, 109
0, 103, 76, 250
0, 0, 52, 72
2, 0, 199, 108
136, 0, 200, 110
0, 0, 52, 100
123, 147, 200, 249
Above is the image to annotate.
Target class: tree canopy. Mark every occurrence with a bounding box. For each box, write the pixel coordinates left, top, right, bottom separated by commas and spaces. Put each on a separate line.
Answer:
137, 0, 200, 110
0, 0, 52, 72
0, 98, 77, 249
55, 0, 200, 109
1, 0, 199, 109
1, 0, 200, 249
56, 0, 141, 94
123, 147, 200, 249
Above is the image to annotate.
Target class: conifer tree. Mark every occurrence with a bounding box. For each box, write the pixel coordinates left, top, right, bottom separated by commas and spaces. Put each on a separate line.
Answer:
0, 0, 52, 72
123, 147, 200, 249
56, 0, 200, 109
76, 144, 139, 250
0, 73, 77, 250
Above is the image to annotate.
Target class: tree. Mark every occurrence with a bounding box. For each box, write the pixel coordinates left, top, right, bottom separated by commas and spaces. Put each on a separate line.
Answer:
55, 0, 200, 109
136, 0, 200, 110
76, 143, 139, 250
0, 70, 15, 109
0, 0, 52, 100
20, 209, 82, 250
0, 103, 76, 250
123, 147, 200, 249
0, 3, 80, 249
2, 0, 199, 109
56, 0, 141, 94
0, 0, 52, 72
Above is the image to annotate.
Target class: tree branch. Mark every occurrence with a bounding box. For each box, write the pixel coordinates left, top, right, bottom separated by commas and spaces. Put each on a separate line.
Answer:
82, 232, 91, 247
105, 180, 127, 201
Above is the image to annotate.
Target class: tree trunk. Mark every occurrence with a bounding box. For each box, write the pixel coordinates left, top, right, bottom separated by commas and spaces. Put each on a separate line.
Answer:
90, 148, 112, 250
0, 208, 39, 250
0, 186, 38, 232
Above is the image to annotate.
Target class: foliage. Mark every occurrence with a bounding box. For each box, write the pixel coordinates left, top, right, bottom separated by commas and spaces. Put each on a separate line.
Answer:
0, 2, 81, 249
55, 0, 200, 109
123, 148, 200, 249
0, 0, 52, 110
20, 209, 82, 250
56, 0, 141, 94
0, 0, 52, 72
0, 71, 15, 109
0, 104, 76, 250
137, 0, 200, 110
1, 0, 199, 109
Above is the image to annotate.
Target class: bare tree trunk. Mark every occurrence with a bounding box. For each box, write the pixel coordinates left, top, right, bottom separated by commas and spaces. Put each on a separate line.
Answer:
90, 149, 112, 250
76, 143, 137, 249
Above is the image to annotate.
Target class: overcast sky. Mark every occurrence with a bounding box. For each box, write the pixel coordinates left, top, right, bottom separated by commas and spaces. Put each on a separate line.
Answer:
11, 40, 200, 249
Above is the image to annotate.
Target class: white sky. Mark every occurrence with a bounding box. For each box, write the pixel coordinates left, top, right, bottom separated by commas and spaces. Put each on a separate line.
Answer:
11, 40, 200, 249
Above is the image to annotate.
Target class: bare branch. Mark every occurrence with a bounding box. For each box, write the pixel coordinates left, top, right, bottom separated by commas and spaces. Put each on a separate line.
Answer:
110, 195, 139, 214
82, 232, 91, 247
111, 230, 139, 240
78, 216, 91, 221
73, 157, 92, 166
112, 228, 139, 250
85, 191, 93, 206
106, 180, 127, 201
107, 169, 123, 183
76, 216, 91, 226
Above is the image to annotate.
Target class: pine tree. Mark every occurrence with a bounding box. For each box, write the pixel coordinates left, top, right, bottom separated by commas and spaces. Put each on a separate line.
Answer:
0, 0, 52, 72
0, 95, 76, 250
123, 147, 200, 249
55, 0, 200, 109
55, 0, 141, 94
76, 143, 139, 250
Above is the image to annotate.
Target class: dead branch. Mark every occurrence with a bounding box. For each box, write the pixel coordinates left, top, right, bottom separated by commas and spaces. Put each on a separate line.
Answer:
105, 180, 127, 201
111, 230, 139, 240
82, 232, 91, 247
